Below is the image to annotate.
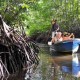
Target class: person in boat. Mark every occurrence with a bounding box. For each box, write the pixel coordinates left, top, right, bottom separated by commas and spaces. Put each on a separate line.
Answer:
51, 32, 74, 43
51, 32, 62, 43
51, 19, 60, 39
62, 32, 74, 41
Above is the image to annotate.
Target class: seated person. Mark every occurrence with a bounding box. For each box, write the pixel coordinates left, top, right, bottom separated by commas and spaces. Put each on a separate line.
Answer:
51, 32, 75, 43
62, 32, 74, 41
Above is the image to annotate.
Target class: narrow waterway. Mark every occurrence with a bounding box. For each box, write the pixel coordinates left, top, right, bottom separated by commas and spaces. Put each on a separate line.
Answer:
30, 44, 80, 80
7, 44, 80, 80
31, 45, 72, 80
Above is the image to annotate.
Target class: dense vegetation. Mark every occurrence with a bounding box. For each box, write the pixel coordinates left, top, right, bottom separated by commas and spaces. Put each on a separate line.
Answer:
0, 14, 40, 79
0, 0, 80, 39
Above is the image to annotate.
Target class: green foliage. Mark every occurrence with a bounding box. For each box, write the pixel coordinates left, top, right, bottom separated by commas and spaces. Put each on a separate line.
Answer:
0, 0, 80, 36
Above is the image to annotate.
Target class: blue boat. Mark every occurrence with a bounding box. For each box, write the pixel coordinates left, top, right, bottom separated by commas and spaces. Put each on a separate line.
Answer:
53, 38, 80, 53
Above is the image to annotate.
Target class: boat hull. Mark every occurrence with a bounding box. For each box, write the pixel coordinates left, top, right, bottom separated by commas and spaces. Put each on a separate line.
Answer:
53, 39, 80, 53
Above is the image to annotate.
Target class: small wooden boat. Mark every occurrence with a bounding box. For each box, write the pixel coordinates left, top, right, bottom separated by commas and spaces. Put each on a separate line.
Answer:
51, 38, 80, 53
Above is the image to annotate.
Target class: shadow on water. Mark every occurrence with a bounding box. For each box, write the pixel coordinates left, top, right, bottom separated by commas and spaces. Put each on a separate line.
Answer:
6, 44, 80, 80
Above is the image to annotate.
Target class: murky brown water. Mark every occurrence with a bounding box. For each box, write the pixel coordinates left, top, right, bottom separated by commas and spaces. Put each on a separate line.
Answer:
6, 44, 80, 80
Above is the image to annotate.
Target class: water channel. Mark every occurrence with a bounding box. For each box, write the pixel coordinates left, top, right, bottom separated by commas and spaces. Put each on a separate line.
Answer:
7, 44, 80, 80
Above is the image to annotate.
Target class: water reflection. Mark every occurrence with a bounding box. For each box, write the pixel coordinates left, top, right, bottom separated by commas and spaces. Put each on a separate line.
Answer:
52, 54, 72, 80
30, 48, 56, 80
52, 53, 80, 80
24, 46, 80, 80
5, 46, 80, 80
72, 54, 80, 78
